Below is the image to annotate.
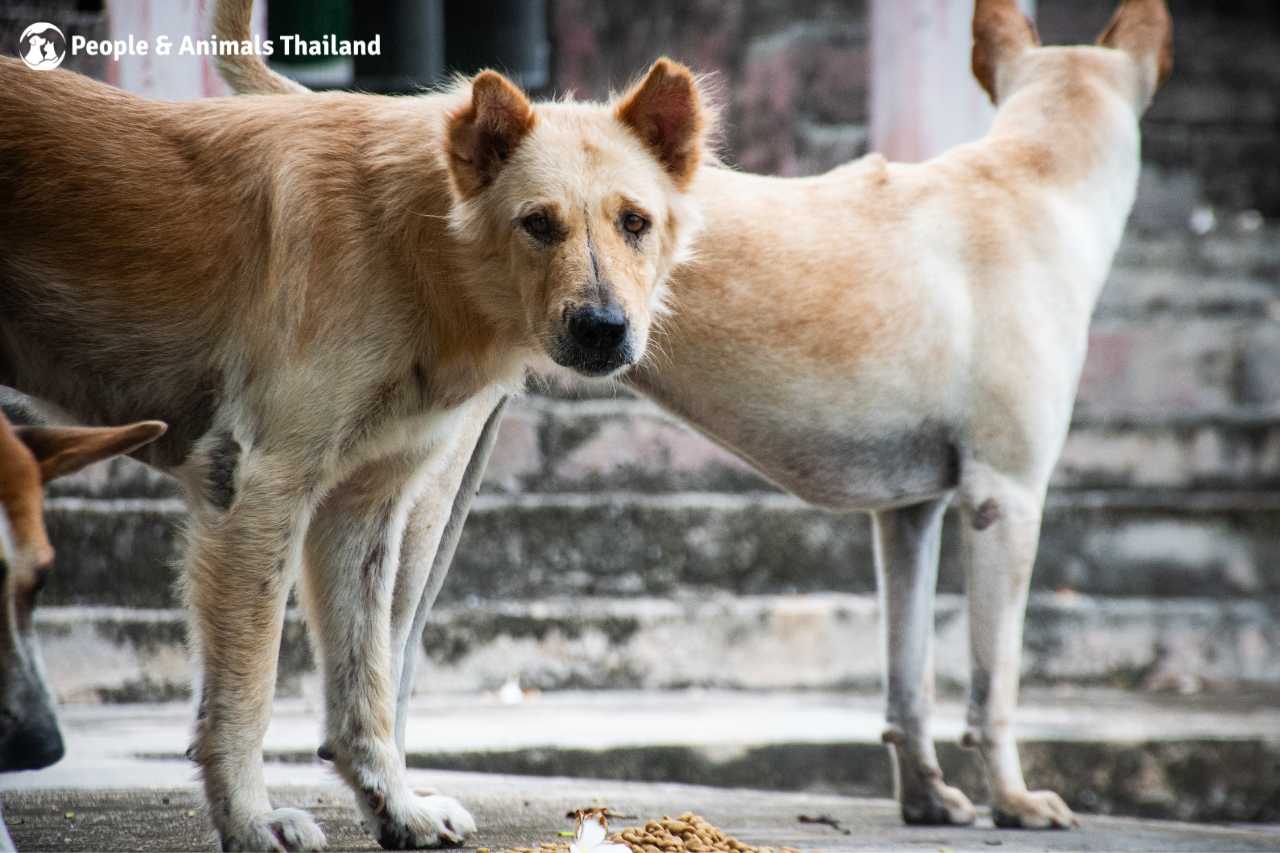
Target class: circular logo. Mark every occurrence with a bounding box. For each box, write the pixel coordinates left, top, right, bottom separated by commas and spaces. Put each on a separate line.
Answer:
18, 22, 67, 71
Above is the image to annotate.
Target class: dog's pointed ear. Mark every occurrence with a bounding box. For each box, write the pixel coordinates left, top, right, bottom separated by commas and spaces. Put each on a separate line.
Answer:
446, 70, 537, 198
614, 58, 707, 190
972, 0, 1040, 104
1098, 0, 1173, 105
16, 421, 167, 483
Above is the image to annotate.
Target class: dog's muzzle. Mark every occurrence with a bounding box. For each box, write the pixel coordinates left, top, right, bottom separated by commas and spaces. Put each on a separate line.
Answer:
0, 717, 64, 771
554, 303, 634, 377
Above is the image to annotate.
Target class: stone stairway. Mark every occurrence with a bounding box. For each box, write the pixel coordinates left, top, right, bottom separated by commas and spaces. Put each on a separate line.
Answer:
13, 226, 1277, 705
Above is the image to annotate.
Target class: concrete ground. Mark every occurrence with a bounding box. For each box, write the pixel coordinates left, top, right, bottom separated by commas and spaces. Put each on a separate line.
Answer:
4, 769, 1280, 852
2, 691, 1278, 851
7, 688, 1279, 822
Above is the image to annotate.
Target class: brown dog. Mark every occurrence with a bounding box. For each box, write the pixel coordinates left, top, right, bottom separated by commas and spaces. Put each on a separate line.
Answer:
371, 0, 1174, 833
0, 412, 164, 844
0, 11, 712, 849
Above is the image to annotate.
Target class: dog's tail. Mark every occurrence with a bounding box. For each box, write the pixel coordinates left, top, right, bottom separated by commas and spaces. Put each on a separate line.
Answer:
212, 0, 308, 94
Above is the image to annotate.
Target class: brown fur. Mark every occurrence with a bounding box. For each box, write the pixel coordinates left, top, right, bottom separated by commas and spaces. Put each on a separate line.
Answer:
972, 0, 1041, 102
614, 58, 709, 190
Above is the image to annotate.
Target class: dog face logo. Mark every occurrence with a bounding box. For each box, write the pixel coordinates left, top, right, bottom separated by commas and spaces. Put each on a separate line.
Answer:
18, 23, 67, 71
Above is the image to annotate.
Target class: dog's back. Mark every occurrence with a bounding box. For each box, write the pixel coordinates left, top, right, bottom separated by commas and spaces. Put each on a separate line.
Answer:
0, 59, 459, 469
630, 6, 1169, 509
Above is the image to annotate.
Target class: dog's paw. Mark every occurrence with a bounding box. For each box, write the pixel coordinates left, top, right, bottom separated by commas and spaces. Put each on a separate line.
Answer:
375, 792, 477, 850
221, 807, 327, 851
991, 790, 1077, 830
901, 780, 977, 826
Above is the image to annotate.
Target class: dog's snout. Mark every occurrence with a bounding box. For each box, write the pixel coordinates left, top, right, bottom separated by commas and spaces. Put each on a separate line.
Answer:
1, 725, 64, 771
568, 304, 628, 353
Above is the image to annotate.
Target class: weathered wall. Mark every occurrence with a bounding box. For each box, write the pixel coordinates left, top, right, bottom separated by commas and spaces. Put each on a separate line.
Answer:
552, 0, 1280, 222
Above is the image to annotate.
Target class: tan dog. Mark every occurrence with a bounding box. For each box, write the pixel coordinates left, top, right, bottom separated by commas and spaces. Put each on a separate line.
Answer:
0, 413, 165, 846
377, 0, 1173, 833
0, 7, 712, 847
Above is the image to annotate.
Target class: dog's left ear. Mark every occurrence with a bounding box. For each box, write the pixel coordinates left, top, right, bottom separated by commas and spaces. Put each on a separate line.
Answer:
16, 421, 167, 483
1098, 0, 1173, 105
446, 70, 538, 198
614, 58, 707, 190
972, 0, 1041, 104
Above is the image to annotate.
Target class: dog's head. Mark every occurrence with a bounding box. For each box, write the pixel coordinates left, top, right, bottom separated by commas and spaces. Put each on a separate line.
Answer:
445, 58, 712, 379
973, 0, 1172, 112
0, 415, 165, 772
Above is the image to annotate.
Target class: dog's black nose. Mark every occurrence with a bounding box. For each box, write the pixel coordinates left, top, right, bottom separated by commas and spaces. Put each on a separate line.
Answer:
568, 304, 628, 353
1, 727, 64, 771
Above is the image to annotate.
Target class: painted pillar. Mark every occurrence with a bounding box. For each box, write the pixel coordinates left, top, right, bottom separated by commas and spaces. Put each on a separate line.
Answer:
105, 0, 267, 98
870, 0, 1035, 162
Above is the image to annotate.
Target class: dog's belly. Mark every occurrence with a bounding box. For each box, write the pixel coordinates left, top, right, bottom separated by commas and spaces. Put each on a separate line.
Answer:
725, 418, 961, 511
631, 370, 961, 511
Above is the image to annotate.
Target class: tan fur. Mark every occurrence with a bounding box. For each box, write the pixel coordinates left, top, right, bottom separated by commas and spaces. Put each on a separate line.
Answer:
0, 4, 714, 846
972, 0, 1041, 102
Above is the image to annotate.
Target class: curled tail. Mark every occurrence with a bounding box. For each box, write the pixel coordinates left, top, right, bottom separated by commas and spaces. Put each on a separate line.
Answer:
212, 0, 308, 94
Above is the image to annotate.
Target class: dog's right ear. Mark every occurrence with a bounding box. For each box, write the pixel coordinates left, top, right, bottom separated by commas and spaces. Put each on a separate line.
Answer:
446, 71, 537, 198
16, 421, 167, 483
972, 0, 1040, 104
1098, 0, 1173, 105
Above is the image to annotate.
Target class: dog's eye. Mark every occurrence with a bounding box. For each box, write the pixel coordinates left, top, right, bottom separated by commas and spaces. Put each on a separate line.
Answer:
621, 212, 649, 237
522, 213, 552, 239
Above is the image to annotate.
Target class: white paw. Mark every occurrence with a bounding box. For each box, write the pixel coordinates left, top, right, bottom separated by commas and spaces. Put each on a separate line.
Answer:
375, 793, 477, 850
992, 789, 1077, 830
222, 807, 327, 851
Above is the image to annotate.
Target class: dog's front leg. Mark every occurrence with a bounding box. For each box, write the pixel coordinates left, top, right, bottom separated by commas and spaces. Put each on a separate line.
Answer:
0, 804, 15, 852
872, 498, 976, 826
391, 396, 507, 754
185, 453, 325, 852
959, 473, 1076, 829
303, 450, 476, 850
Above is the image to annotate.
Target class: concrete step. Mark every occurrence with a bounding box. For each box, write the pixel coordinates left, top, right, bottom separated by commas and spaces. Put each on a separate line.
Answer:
35, 401, 1280, 502
499, 399, 1280, 495
34, 593, 1280, 705
10, 690, 1280, 826
38, 490, 1280, 609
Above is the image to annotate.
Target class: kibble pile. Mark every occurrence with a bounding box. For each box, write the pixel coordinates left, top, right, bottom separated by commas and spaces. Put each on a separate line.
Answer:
487, 813, 803, 853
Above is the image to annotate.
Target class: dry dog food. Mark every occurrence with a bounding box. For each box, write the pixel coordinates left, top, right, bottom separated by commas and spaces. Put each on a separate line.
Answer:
490, 812, 803, 853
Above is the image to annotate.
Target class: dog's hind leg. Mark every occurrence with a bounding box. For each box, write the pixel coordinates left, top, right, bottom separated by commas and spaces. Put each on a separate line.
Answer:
872, 497, 977, 826
391, 396, 507, 755
184, 451, 326, 852
959, 469, 1076, 829
302, 448, 476, 850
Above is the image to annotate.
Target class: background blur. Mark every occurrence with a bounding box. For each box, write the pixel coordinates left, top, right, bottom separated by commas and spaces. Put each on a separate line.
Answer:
2, 0, 1278, 824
